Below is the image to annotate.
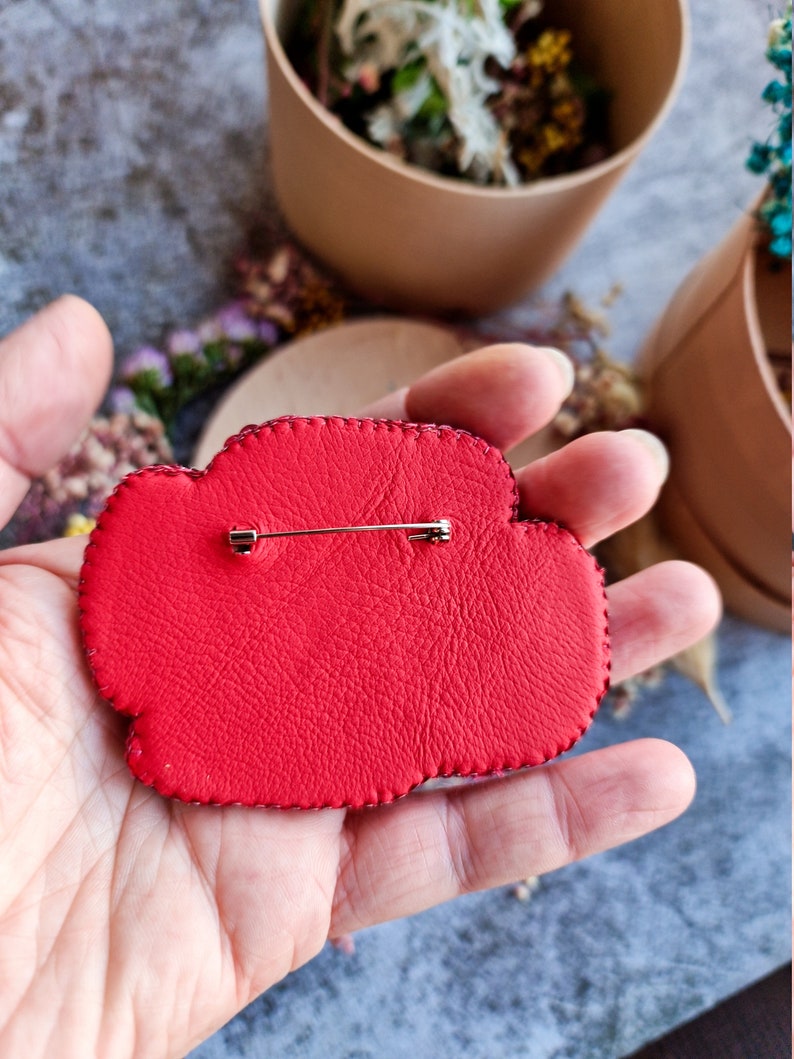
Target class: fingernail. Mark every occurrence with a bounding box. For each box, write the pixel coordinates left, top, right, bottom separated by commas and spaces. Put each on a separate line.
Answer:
537, 346, 575, 398
620, 428, 670, 483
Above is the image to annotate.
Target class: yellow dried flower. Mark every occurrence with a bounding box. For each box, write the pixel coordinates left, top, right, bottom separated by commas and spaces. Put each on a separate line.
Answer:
517, 145, 545, 177
551, 98, 582, 138
63, 513, 96, 537
563, 292, 611, 337
527, 29, 572, 75
541, 122, 568, 154
294, 281, 347, 336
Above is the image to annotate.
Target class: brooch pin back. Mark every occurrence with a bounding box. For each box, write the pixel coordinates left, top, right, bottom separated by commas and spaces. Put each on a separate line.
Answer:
79, 416, 609, 809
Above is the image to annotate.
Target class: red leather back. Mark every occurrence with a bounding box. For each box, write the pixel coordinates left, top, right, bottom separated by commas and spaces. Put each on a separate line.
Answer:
79, 417, 609, 808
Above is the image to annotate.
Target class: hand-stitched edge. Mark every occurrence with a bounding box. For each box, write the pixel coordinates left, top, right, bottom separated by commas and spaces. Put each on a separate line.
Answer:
78, 462, 197, 707
78, 416, 610, 809
210, 414, 521, 523
120, 520, 610, 811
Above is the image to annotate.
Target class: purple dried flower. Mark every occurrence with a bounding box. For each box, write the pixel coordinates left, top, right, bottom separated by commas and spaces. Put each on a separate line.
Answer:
197, 317, 223, 344
121, 346, 173, 388
257, 318, 279, 345
168, 329, 201, 356
4, 411, 173, 546
216, 302, 259, 342
224, 344, 244, 369
109, 386, 138, 414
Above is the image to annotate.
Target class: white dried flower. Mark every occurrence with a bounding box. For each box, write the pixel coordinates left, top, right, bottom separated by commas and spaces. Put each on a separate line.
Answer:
367, 104, 402, 147
336, 0, 521, 184
768, 15, 787, 48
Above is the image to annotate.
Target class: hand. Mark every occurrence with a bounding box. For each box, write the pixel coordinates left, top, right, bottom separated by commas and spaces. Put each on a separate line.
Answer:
0, 298, 719, 1059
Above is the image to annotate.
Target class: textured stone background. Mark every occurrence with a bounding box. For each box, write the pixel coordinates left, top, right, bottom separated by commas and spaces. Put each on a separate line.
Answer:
0, 1, 790, 1057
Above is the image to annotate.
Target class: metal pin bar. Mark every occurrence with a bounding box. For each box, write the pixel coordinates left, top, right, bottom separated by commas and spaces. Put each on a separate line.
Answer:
229, 520, 451, 554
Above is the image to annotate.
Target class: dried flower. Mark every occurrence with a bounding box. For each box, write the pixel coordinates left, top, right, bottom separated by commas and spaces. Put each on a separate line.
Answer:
337, 0, 519, 183
215, 302, 260, 343
747, 2, 792, 258
118, 303, 279, 431
168, 329, 201, 356
512, 876, 539, 902
554, 352, 644, 439
4, 412, 173, 546
257, 318, 280, 345
196, 317, 224, 345
289, 0, 608, 185
63, 513, 96, 537
121, 346, 173, 389
491, 291, 646, 440
108, 386, 138, 414
237, 244, 349, 336
607, 668, 665, 719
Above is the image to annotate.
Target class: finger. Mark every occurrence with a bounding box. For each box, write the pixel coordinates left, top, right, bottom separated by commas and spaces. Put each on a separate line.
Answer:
331, 738, 694, 936
608, 560, 722, 684
0, 534, 87, 588
515, 429, 670, 548
357, 385, 409, 420
362, 343, 574, 452
0, 295, 113, 528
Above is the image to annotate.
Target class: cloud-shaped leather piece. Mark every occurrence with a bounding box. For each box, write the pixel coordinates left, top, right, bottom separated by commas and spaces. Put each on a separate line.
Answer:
79, 417, 609, 809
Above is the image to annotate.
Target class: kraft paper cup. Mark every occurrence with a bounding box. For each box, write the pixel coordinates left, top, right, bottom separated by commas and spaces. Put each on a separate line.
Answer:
260, 0, 689, 315
640, 202, 791, 631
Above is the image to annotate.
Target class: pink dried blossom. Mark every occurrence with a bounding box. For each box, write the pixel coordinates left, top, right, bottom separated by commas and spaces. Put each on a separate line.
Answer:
257, 319, 279, 345
4, 412, 172, 546
109, 386, 138, 414
121, 346, 173, 388
197, 317, 224, 344
168, 329, 201, 356
215, 302, 259, 343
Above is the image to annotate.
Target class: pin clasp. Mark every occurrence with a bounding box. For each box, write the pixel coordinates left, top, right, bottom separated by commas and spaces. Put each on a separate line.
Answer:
407, 519, 452, 543
229, 519, 452, 554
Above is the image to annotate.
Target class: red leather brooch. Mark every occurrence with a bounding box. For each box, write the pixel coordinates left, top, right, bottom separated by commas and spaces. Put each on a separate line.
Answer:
79, 416, 609, 809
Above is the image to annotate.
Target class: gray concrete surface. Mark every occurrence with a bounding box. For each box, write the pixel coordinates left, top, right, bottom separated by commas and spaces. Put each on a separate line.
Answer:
0, 1, 789, 1057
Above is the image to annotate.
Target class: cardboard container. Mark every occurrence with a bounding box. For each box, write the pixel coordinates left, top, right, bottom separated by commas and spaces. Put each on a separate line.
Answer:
640, 204, 791, 631
260, 0, 689, 315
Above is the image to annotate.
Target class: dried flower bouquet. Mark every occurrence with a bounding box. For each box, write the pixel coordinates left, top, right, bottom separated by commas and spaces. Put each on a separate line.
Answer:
288, 0, 610, 185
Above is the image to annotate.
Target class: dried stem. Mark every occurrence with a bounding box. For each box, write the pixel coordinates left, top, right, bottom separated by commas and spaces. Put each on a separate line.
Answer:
316, 0, 335, 108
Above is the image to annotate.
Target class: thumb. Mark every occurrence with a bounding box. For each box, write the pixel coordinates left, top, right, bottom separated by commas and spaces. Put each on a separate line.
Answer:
0, 296, 113, 529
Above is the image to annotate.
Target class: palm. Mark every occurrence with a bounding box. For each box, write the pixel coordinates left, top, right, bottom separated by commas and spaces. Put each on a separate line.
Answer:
0, 299, 719, 1059
1, 550, 347, 1052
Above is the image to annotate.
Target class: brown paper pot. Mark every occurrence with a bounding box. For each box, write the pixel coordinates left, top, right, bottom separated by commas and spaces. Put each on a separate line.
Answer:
260, 0, 689, 315
640, 206, 792, 632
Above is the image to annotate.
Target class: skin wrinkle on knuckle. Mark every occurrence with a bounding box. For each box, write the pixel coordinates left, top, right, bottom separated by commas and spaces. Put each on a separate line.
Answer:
442, 793, 485, 896
542, 768, 590, 865
613, 575, 711, 663
330, 818, 369, 933
0, 418, 26, 479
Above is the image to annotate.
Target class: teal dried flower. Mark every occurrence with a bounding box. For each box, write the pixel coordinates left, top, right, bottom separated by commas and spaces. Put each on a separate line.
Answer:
747, 3, 792, 258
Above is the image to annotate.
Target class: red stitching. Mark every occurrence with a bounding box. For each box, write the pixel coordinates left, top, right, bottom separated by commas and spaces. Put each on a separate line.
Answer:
78, 415, 610, 810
